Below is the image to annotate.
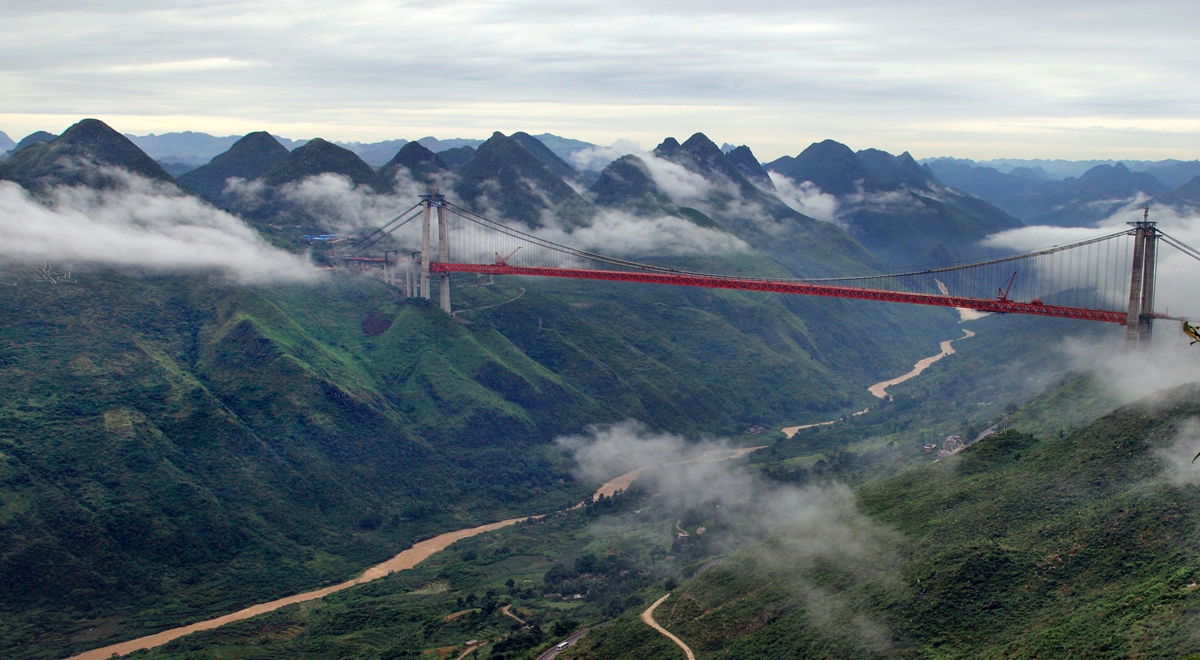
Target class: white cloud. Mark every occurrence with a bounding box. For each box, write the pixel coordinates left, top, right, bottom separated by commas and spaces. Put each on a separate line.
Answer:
1157, 418, 1200, 486
110, 57, 255, 73
533, 209, 749, 259
1062, 335, 1200, 405
982, 202, 1200, 320
0, 171, 318, 283
278, 173, 417, 234
559, 420, 898, 653
568, 140, 644, 172
769, 172, 843, 227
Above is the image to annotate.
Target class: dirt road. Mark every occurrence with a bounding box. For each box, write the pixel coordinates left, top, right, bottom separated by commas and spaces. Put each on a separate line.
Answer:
640, 593, 695, 660
501, 604, 526, 625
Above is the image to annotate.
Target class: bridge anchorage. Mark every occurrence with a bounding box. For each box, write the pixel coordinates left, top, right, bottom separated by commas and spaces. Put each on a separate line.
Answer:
341, 194, 1200, 350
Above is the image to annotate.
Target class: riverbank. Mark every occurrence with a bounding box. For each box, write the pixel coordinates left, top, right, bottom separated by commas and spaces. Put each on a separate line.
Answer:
71, 447, 763, 659
869, 328, 975, 399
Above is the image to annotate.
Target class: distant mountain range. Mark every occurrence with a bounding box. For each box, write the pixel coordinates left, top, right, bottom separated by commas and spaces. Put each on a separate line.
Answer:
923, 158, 1199, 226
92, 131, 592, 171
767, 140, 1022, 266
11, 117, 1200, 268
925, 157, 1200, 186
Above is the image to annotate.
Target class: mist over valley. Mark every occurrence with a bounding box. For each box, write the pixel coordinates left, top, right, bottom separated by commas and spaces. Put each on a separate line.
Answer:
5, 1, 1200, 657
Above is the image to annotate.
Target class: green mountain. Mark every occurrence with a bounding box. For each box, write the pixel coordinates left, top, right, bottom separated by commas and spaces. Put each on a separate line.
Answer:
767, 140, 1023, 267
203, 137, 396, 240
590, 154, 694, 220
510, 132, 578, 181
925, 160, 1170, 227
438, 145, 477, 170
566, 381, 1200, 659
454, 132, 592, 228
1157, 175, 1200, 210
1, 254, 968, 657
124, 132, 243, 167
156, 160, 197, 177
724, 145, 774, 190
261, 137, 391, 193
1018, 164, 1168, 227
0, 119, 174, 191
638, 132, 882, 277
9, 130, 57, 154
2, 120, 1116, 660
767, 139, 873, 196
378, 141, 448, 186
0, 130, 15, 152
1142, 160, 1200, 190
923, 158, 1051, 220
177, 131, 290, 201
530, 132, 595, 163
858, 148, 931, 188
336, 138, 409, 167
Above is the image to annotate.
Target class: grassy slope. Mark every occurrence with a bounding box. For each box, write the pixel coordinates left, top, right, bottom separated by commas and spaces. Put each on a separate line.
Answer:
108, 317, 1137, 660
0, 257, 959, 658
565, 382, 1200, 659
128, 492, 676, 660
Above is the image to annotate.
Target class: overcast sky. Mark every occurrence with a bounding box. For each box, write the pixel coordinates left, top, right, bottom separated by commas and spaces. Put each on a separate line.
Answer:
2, 0, 1198, 160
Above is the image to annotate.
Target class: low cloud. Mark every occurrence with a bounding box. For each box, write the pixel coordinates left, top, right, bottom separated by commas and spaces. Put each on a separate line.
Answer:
1062, 335, 1200, 405
568, 140, 644, 173
978, 202, 1200, 416
1156, 418, 1200, 486
769, 172, 843, 227
559, 421, 898, 652
0, 170, 318, 283
534, 208, 749, 259
278, 173, 425, 236
573, 142, 776, 227
983, 202, 1200, 321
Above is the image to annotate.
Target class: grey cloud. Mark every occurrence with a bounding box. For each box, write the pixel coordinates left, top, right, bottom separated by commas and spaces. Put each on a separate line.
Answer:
769, 172, 843, 227
3, 2, 1199, 159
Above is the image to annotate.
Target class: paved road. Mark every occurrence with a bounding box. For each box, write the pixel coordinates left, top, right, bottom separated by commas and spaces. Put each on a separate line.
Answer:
535, 628, 590, 660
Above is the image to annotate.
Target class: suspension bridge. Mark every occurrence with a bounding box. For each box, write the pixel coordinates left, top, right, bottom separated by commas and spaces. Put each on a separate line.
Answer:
343, 192, 1200, 349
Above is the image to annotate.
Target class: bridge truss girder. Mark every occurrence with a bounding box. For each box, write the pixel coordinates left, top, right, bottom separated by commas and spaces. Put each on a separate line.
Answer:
431, 263, 1130, 325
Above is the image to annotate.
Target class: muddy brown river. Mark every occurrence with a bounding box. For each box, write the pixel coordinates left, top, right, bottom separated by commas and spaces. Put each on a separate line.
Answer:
70, 447, 762, 659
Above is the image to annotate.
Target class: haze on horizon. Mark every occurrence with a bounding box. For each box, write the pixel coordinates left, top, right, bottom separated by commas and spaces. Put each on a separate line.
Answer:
1, 0, 1198, 162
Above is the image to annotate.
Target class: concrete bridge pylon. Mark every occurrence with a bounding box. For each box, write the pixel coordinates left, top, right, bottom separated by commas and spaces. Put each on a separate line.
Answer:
1125, 210, 1159, 350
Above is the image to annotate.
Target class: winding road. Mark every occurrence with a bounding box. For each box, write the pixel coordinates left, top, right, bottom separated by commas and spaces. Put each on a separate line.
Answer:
640, 594, 695, 660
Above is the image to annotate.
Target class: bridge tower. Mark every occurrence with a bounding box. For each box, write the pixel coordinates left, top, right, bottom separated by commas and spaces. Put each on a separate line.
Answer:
1125, 210, 1159, 349
418, 189, 451, 312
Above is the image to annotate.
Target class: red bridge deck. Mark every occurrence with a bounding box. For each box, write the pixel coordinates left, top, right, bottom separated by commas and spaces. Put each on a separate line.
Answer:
431, 263, 1128, 324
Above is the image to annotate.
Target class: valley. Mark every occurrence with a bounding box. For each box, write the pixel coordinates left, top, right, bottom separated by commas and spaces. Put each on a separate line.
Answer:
1, 119, 1198, 660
